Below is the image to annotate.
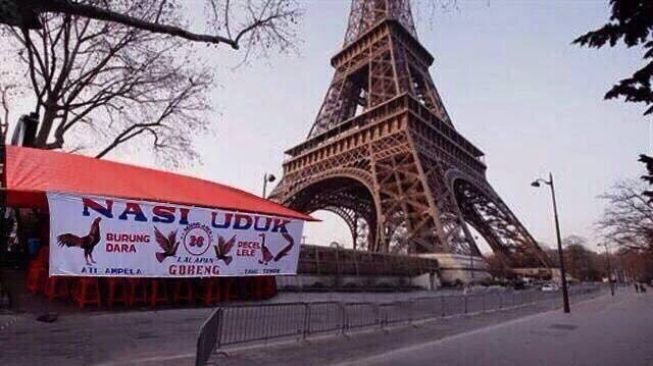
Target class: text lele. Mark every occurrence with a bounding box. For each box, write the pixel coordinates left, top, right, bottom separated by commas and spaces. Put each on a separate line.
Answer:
81, 197, 292, 233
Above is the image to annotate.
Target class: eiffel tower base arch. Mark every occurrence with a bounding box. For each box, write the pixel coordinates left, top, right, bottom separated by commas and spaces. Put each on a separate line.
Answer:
271, 96, 550, 272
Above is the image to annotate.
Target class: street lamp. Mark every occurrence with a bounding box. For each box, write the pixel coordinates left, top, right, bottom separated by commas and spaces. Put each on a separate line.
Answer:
262, 173, 276, 198
470, 236, 479, 282
598, 242, 615, 296
531, 172, 570, 313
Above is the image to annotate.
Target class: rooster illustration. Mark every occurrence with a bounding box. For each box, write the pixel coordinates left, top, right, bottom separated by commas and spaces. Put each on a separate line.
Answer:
57, 217, 102, 266
258, 232, 295, 265
154, 226, 179, 263
214, 235, 236, 265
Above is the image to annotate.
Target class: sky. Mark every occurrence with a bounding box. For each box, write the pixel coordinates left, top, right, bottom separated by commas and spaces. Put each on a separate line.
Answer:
6, 0, 650, 252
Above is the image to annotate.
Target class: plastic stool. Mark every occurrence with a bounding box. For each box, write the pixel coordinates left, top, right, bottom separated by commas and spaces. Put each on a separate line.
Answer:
106, 278, 128, 307
253, 276, 276, 300
73, 278, 101, 308
26, 264, 48, 294
245, 277, 261, 300
126, 279, 148, 306
261, 276, 277, 299
44, 276, 70, 302
221, 278, 236, 301
172, 280, 194, 305
149, 279, 169, 307
199, 278, 220, 306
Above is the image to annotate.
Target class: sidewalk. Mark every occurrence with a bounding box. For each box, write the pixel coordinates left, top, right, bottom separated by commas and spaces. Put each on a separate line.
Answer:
212, 288, 644, 366
0, 287, 484, 366
342, 290, 653, 366
0, 286, 611, 366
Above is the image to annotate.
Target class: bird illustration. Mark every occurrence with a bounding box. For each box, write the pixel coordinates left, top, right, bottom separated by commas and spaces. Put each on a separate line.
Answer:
258, 232, 295, 265
259, 233, 274, 265
214, 235, 236, 265
57, 217, 102, 266
274, 232, 295, 262
154, 226, 179, 263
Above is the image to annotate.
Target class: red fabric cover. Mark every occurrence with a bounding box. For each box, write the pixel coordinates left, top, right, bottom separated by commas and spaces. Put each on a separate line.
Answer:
4, 146, 314, 221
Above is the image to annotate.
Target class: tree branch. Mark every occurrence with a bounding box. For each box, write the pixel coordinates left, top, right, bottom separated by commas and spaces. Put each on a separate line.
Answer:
43, 0, 240, 48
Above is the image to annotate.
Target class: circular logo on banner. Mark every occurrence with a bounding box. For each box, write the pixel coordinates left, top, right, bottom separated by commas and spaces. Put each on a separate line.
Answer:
182, 223, 213, 256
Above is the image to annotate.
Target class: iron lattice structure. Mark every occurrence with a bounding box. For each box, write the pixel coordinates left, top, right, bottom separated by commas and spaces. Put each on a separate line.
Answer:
270, 0, 550, 268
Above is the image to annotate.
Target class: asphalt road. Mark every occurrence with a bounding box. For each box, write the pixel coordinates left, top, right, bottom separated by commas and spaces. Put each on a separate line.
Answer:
337, 290, 652, 366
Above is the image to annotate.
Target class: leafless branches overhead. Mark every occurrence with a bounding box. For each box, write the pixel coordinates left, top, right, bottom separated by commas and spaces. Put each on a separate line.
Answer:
19, 0, 302, 51
597, 179, 653, 254
1, 0, 303, 165
3, 1, 215, 165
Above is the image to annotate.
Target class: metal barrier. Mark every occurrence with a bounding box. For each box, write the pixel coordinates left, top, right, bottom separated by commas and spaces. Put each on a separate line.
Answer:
218, 302, 306, 347
195, 308, 222, 366
195, 284, 603, 365
305, 301, 343, 336
345, 302, 379, 330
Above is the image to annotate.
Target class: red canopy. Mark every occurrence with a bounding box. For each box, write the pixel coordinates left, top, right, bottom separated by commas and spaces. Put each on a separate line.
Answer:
3, 146, 313, 221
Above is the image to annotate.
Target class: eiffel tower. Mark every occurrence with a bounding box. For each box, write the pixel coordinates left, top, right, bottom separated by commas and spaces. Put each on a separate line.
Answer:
270, 0, 550, 268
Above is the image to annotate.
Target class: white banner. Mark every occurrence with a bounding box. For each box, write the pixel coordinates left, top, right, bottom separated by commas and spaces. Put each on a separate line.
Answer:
47, 193, 304, 278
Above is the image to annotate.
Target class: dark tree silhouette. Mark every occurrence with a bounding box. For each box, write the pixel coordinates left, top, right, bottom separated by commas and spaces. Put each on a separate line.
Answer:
574, 1, 653, 200
2, 4, 212, 164
616, 246, 653, 282
574, 0, 653, 116
597, 179, 653, 256
0, 0, 302, 164
561, 236, 602, 282
2, 0, 302, 52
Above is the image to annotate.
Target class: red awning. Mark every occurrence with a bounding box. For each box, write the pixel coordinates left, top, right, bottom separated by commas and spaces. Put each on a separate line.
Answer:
3, 146, 314, 221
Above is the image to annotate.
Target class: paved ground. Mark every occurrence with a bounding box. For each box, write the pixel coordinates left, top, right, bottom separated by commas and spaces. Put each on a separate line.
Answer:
215, 288, 648, 366
347, 290, 653, 366
0, 286, 475, 366
0, 307, 213, 365
0, 285, 609, 366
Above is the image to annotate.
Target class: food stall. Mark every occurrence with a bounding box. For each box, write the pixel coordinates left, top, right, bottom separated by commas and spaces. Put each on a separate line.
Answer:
1, 146, 314, 308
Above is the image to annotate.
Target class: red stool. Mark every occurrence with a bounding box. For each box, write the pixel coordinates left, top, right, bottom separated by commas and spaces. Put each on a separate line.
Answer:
149, 279, 169, 307
35, 246, 49, 265
252, 277, 263, 300
73, 278, 101, 308
234, 277, 254, 300
247, 277, 265, 300
199, 278, 220, 306
221, 278, 236, 301
44, 276, 70, 302
106, 278, 128, 307
253, 277, 276, 300
26, 263, 48, 294
172, 280, 194, 305
262, 276, 277, 299
126, 279, 148, 306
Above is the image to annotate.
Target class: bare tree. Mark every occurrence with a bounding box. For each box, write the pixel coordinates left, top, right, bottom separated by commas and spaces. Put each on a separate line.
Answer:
0, 70, 25, 143
597, 179, 653, 255
1, 0, 302, 164
616, 246, 653, 282
7, 0, 302, 51
485, 253, 510, 279
561, 235, 602, 281
2, 3, 212, 164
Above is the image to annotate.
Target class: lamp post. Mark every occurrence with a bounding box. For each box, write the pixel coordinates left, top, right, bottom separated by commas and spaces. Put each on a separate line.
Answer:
262, 173, 276, 198
531, 172, 570, 313
470, 236, 479, 283
598, 242, 615, 296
